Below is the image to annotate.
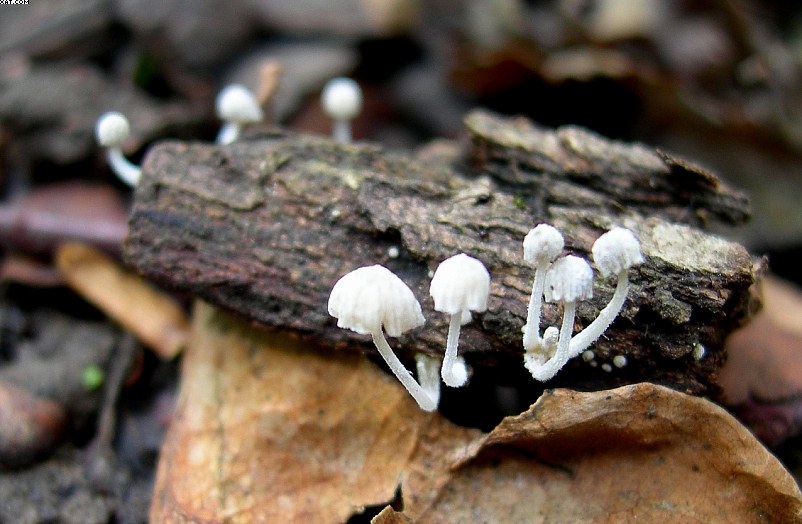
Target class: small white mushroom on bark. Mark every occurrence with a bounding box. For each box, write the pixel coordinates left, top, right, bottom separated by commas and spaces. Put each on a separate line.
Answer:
522, 224, 564, 352
569, 227, 644, 358
415, 353, 441, 407
215, 84, 264, 145
94, 112, 141, 187
536, 326, 560, 360
413, 353, 469, 408
321, 77, 362, 144
328, 265, 437, 411
429, 254, 490, 387
525, 255, 593, 381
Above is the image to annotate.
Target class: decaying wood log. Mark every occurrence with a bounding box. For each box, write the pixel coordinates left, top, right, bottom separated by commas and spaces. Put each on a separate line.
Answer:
123, 110, 756, 396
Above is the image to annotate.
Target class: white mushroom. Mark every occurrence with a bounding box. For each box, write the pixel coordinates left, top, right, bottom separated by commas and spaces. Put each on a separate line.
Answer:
521, 224, 564, 352
215, 84, 264, 145
569, 227, 644, 358
540, 326, 559, 357
328, 265, 436, 411
525, 255, 593, 381
415, 353, 441, 408
321, 77, 362, 144
94, 112, 141, 187
414, 353, 468, 408
524, 325, 559, 378
429, 254, 490, 387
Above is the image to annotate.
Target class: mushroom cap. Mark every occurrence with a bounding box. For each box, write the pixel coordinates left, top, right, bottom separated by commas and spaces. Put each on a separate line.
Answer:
321, 77, 363, 121
215, 84, 264, 124
328, 265, 424, 337
523, 224, 564, 265
429, 253, 490, 314
95, 112, 131, 148
544, 255, 593, 303
592, 227, 644, 277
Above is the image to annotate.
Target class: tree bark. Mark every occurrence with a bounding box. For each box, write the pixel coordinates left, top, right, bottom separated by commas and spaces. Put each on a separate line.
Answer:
123, 110, 756, 397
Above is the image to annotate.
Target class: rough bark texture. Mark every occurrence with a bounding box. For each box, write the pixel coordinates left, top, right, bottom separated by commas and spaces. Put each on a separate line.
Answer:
123, 110, 756, 397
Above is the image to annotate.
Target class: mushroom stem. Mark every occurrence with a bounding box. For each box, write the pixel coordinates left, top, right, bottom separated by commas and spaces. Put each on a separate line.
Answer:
371, 331, 436, 412
332, 120, 352, 144
441, 313, 466, 387
523, 326, 556, 378
522, 261, 549, 351
569, 271, 628, 358
216, 123, 241, 145
106, 149, 141, 187
529, 301, 576, 381
415, 353, 441, 408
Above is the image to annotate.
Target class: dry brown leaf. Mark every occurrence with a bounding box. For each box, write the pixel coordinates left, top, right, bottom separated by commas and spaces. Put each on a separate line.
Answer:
150, 302, 478, 523
721, 275, 802, 405
0, 253, 64, 287
402, 383, 802, 523
55, 242, 189, 359
0, 181, 128, 255
256, 60, 282, 110
0, 379, 66, 468
150, 303, 801, 523
761, 276, 802, 338
719, 275, 802, 446
371, 506, 413, 524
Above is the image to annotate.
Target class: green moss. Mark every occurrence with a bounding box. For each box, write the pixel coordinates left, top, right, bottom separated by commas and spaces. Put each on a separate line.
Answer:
81, 365, 105, 392
513, 194, 527, 210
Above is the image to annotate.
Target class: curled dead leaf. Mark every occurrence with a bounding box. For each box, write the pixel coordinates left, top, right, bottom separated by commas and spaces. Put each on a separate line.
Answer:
150, 302, 479, 523
0, 181, 128, 255
0, 253, 64, 287
56, 242, 189, 359
150, 304, 801, 523
371, 506, 412, 524
721, 275, 802, 405
720, 275, 802, 447
401, 384, 802, 523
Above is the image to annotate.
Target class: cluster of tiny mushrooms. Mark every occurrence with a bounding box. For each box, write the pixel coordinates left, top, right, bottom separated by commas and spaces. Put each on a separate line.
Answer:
94, 77, 362, 185
329, 225, 643, 412
96, 77, 644, 412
